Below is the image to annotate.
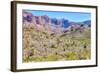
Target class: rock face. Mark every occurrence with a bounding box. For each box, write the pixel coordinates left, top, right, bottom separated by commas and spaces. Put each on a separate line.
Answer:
23, 11, 91, 34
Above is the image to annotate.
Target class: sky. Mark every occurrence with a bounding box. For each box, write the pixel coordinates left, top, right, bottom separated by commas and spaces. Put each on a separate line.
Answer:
24, 10, 91, 22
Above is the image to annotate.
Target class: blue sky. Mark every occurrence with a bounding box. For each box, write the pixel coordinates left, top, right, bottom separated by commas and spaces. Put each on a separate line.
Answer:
24, 10, 91, 22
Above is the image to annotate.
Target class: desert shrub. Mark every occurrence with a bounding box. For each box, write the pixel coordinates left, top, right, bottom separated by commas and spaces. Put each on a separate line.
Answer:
24, 54, 61, 62
50, 44, 56, 48
45, 54, 59, 61
27, 57, 42, 62
79, 49, 91, 60
65, 52, 79, 60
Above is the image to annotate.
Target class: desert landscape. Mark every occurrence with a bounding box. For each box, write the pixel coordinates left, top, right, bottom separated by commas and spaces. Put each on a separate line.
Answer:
22, 10, 91, 62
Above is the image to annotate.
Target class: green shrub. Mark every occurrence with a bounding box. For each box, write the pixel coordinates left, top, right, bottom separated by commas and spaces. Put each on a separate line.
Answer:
65, 52, 79, 60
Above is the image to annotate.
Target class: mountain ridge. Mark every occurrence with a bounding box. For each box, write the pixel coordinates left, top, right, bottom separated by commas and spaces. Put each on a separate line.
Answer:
23, 11, 91, 34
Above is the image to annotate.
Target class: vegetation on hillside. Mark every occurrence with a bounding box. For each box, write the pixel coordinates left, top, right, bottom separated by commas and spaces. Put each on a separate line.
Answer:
23, 25, 91, 62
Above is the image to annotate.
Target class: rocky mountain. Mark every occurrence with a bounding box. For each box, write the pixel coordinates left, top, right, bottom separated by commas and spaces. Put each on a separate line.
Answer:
23, 11, 91, 34
83, 20, 91, 27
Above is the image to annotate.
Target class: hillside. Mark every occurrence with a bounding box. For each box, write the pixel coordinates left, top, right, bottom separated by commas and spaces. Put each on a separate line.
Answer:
23, 11, 91, 62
